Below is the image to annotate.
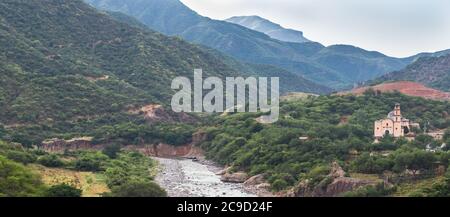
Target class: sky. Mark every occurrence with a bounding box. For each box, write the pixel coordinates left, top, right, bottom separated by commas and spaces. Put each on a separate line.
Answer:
180, 0, 450, 58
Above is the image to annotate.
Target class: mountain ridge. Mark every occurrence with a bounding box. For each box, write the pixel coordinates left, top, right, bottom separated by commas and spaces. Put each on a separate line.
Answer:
86, 0, 426, 89
372, 54, 450, 92
225, 15, 311, 43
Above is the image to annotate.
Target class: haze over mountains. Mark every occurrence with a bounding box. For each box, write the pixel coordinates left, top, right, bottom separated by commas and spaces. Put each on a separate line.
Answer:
226, 16, 311, 43
86, 0, 450, 90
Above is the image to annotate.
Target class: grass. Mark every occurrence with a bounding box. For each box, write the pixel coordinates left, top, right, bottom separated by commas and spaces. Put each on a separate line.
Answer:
392, 176, 445, 197
349, 173, 383, 182
281, 92, 317, 101
29, 164, 110, 197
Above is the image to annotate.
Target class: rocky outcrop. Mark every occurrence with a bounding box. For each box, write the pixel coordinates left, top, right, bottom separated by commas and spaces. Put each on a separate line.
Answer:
41, 137, 99, 153
216, 166, 232, 176
221, 172, 249, 183
123, 143, 194, 157
243, 174, 274, 197
324, 177, 375, 196
192, 130, 207, 145
291, 162, 379, 197
244, 174, 266, 186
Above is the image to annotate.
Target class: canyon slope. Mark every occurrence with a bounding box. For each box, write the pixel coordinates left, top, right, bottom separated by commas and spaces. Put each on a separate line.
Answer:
226, 15, 311, 43
374, 54, 450, 92
85, 0, 450, 90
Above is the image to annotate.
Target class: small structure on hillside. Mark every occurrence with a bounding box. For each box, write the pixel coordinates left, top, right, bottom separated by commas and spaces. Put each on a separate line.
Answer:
374, 104, 419, 139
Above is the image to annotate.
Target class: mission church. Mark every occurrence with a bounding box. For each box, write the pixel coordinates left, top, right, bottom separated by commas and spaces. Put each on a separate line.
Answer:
374, 104, 420, 139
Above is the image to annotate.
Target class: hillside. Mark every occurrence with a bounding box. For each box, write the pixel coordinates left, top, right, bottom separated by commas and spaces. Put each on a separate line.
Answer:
374, 55, 450, 92
0, 0, 238, 145
84, 0, 428, 89
198, 91, 450, 195
105, 11, 332, 94
339, 81, 450, 101
226, 16, 310, 43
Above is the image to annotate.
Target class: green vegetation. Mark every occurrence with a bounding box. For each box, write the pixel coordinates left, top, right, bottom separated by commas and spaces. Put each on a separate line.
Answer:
86, 0, 422, 90
107, 180, 167, 197
344, 183, 396, 197
38, 154, 64, 168
0, 0, 240, 147
44, 184, 82, 197
374, 54, 450, 92
0, 155, 45, 197
199, 92, 450, 193
0, 140, 163, 197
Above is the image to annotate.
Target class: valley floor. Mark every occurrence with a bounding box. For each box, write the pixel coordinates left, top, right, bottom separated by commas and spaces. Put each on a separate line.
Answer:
153, 157, 256, 197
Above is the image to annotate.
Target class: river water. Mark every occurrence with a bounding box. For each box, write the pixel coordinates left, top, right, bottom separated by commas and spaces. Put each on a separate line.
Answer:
153, 157, 256, 197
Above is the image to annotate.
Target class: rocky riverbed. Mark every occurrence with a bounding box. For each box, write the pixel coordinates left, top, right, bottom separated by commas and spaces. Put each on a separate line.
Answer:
153, 157, 257, 197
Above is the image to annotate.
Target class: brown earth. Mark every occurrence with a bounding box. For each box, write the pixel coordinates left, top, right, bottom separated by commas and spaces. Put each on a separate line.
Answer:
338, 81, 450, 101
127, 104, 196, 124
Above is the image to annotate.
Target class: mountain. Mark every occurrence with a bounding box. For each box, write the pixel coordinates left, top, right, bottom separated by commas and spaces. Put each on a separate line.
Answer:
374, 54, 450, 92
0, 0, 332, 144
339, 81, 450, 101
84, 0, 440, 90
105, 11, 332, 94
226, 15, 310, 43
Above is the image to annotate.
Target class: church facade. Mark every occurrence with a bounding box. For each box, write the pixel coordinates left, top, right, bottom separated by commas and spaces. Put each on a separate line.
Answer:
374, 104, 418, 139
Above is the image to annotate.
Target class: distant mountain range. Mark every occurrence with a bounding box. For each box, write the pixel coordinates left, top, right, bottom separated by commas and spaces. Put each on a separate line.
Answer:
85, 0, 450, 90
373, 54, 450, 92
226, 16, 310, 43
105, 11, 332, 94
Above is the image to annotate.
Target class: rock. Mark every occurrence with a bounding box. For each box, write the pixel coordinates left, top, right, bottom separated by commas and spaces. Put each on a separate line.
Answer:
256, 183, 271, 191
291, 162, 380, 197
221, 172, 249, 183
330, 161, 346, 178
41, 137, 95, 153
192, 130, 207, 145
325, 177, 376, 196
215, 166, 232, 176
244, 174, 266, 186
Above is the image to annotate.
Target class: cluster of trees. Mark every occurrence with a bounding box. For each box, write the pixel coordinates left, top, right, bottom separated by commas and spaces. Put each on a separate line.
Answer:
351, 148, 449, 176
0, 140, 165, 197
199, 92, 450, 192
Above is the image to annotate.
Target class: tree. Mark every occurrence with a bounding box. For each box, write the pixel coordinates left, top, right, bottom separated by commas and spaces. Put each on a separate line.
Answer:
6, 150, 36, 165
102, 144, 121, 159
75, 152, 108, 172
352, 153, 393, 174
108, 181, 167, 197
0, 156, 45, 196
38, 154, 64, 167
45, 184, 82, 197
393, 149, 436, 176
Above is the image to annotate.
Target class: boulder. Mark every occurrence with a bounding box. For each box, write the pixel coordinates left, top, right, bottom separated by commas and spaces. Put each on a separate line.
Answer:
244, 174, 266, 186
221, 172, 249, 183
215, 166, 232, 176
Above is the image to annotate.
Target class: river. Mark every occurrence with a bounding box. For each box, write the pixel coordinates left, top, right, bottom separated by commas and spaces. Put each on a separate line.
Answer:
153, 157, 256, 197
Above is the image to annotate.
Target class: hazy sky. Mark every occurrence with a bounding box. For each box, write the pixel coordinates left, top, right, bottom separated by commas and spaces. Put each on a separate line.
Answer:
181, 0, 450, 57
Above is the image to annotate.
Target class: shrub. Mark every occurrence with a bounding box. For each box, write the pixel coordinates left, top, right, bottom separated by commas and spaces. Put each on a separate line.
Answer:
272, 179, 288, 191
45, 184, 82, 197
38, 154, 64, 168
6, 150, 37, 165
0, 156, 45, 196
108, 181, 167, 197
343, 183, 395, 197
74, 152, 109, 172
102, 144, 121, 159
